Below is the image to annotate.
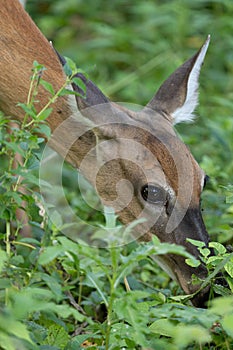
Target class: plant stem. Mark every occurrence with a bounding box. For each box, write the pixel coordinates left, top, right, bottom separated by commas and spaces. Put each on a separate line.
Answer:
5, 222, 11, 306
24, 76, 71, 128
5, 221, 11, 257
105, 247, 119, 350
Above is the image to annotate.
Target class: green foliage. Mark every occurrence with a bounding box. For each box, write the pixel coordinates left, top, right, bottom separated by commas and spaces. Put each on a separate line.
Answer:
0, 1, 233, 349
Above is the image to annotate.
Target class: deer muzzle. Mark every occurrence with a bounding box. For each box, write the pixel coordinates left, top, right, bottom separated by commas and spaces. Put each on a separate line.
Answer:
157, 206, 214, 307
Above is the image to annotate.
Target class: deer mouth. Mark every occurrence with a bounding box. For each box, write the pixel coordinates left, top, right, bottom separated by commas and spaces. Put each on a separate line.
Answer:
151, 206, 227, 308
167, 253, 210, 307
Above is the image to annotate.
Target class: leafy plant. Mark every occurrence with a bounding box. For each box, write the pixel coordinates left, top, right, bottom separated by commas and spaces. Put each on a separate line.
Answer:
0, 1, 233, 349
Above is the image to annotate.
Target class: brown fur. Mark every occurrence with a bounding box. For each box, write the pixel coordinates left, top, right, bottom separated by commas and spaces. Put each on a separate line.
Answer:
0, 1, 213, 307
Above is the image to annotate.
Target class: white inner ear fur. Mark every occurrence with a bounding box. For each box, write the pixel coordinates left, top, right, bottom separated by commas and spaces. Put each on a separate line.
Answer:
200, 172, 207, 190
173, 35, 210, 125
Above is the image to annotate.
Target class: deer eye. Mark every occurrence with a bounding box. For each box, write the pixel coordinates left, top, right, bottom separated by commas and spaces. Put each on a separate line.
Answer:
141, 184, 167, 204
203, 175, 210, 189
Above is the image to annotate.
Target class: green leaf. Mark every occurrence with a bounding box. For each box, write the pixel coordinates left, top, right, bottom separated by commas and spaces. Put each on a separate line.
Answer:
226, 194, 233, 204
149, 319, 175, 337
174, 325, 211, 348
209, 296, 233, 316
224, 256, 233, 278
57, 236, 82, 254
209, 242, 226, 255
21, 172, 39, 187
0, 313, 33, 344
206, 256, 222, 265
68, 334, 95, 348
17, 103, 37, 118
38, 245, 64, 265
5, 191, 23, 206
40, 80, 55, 96
86, 272, 108, 306
0, 333, 15, 350
34, 124, 51, 138
42, 324, 69, 349
200, 247, 211, 258
33, 60, 45, 71
37, 108, 53, 121
72, 77, 86, 94
54, 304, 85, 322
8, 287, 55, 319
0, 248, 7, 273
63, 57, 78, 76
41, 274, 63, 300
186, 239, 206, 248
58, 88, 83, 97
185, 258, 201, 267
63, 62, 72, 77
222, 313, 233, 337
4, 141, 25, 157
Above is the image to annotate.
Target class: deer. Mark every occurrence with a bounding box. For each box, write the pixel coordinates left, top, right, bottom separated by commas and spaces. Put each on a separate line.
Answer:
0, 0, 223, 307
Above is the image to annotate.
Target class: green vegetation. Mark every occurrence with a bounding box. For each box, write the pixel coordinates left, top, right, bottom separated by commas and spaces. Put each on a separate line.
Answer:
0, 0, 233, 349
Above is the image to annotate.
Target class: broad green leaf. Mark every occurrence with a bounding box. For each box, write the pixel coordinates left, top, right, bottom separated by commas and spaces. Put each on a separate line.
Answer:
149, 319, 175, 337
174, 325, 211, 348
224, 256, 233, 278
42, 324, 69, 349
63, 57, 78, 75
0, 313, 32, 344
68, 334, 96, 348
206, 256, 222, 265
54, 304, 85, 322
8, 287, 55, 318
41, 274, 63, 300
222, 313, 233, 337
209, 296, 233, 316
57, 236, 80, 253
186, 239, 206, 248
209, 242, 226, 255
0, 249, 7, 273
63, 62, 73, 77
226, 276, 233, 293
0, 333, 17, 350
38, 245, 64, 265
34, 124, 51, 138
37, 108, 53, 121
185, 258, 201, 267
200, 248, 211, 258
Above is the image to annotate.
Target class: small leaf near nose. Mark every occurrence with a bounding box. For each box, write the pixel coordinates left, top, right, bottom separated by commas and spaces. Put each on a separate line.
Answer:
141, 184, 166, 204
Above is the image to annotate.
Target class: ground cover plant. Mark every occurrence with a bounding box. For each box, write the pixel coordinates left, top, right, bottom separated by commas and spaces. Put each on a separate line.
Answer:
0, 0, 233, 349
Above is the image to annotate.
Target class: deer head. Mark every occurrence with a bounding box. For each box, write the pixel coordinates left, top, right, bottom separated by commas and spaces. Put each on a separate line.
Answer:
0, 0, 215, 306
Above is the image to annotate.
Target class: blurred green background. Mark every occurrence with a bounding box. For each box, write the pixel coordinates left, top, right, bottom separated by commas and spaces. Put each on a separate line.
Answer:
26, 0, 233, 242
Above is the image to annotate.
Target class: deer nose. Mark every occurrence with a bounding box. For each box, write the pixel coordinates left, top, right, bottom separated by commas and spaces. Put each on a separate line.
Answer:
172, 206, 210, 251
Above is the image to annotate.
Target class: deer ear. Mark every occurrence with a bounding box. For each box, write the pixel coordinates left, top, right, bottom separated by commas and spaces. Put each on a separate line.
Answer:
55, 49, 109, 110
147, 36, 210, 125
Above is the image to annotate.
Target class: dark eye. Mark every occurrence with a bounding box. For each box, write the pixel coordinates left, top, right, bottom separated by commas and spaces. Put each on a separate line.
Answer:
141, 184, 167, 204
203, 175, 210, 189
